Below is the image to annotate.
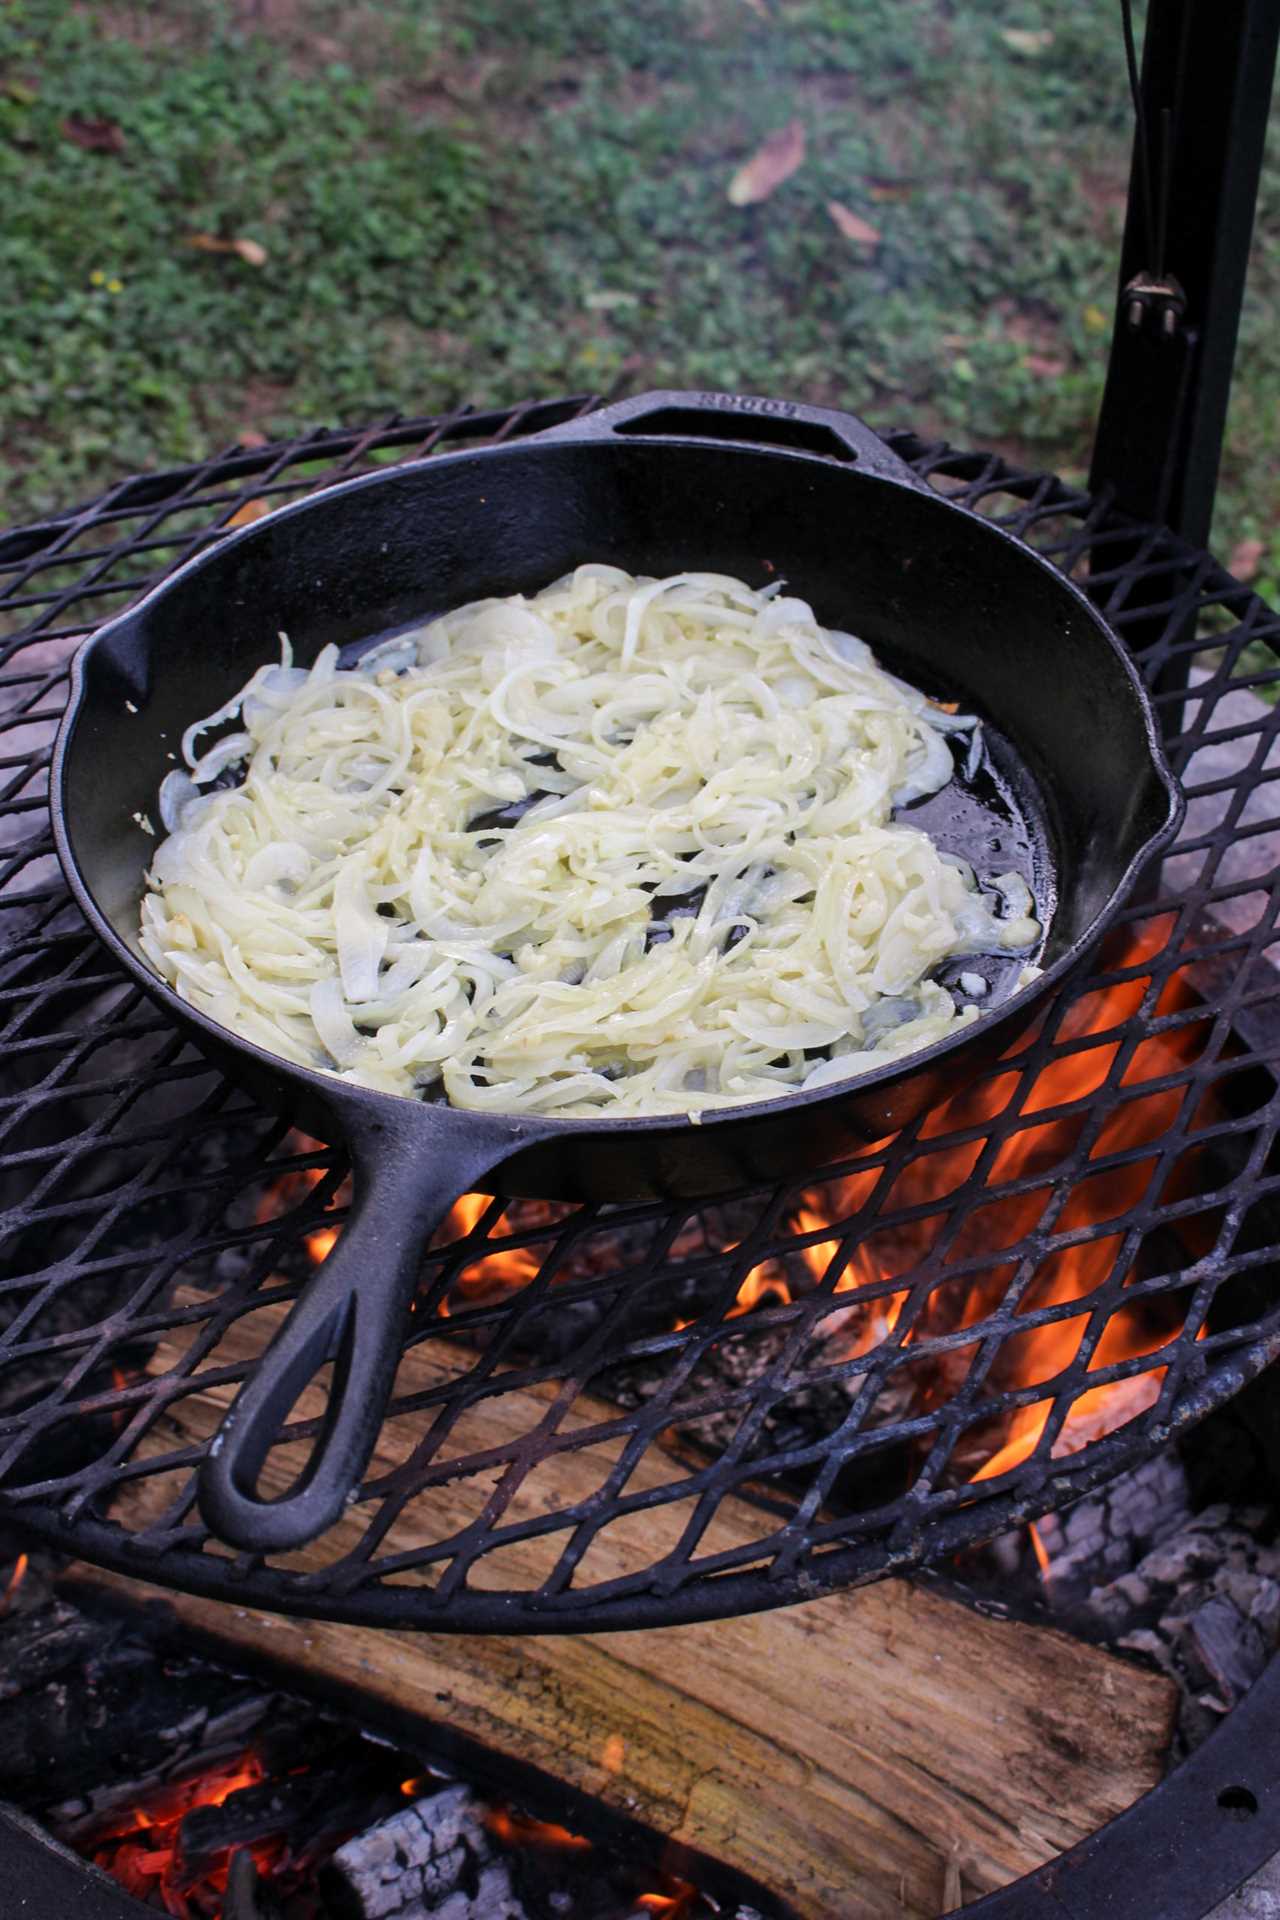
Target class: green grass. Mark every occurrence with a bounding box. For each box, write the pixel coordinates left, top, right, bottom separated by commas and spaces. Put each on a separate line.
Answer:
2, 0, 1278, 575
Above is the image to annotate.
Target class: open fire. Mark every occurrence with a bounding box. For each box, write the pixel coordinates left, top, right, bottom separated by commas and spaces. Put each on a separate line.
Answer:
261, 918, 1214, 1492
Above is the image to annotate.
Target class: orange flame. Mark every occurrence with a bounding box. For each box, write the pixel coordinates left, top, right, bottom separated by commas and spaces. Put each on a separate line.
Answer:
436, 1190, 542, 1306
1028, 1523, 1051, 1580
1, 1553, 27, 1615
484, 1807, 593, 1852
635, 1886, 698, 1917
765, 924, 1211, 1479
962, 941, 1207, 1481
255, 1140, 347, 1264
258, 1144, 547, 1311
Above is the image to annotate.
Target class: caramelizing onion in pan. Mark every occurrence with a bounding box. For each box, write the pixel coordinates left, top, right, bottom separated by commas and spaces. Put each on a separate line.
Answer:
139, 567, 1041, 1116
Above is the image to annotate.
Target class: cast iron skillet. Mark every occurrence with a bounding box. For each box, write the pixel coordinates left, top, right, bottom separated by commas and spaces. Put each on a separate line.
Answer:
52, 391, 1183, 1554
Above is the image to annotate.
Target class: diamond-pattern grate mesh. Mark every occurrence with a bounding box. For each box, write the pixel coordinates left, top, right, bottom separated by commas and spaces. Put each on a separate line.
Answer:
1, 398, 1279, 1631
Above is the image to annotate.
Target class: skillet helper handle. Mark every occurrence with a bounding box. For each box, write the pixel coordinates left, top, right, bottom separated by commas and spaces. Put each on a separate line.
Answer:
538, 388, 927, 491
197, 1113, 519, 1554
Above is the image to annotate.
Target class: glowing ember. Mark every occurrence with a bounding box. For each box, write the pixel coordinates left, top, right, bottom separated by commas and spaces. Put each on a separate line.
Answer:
85, 1751, 277, 1916
484, 1806, 593, 1852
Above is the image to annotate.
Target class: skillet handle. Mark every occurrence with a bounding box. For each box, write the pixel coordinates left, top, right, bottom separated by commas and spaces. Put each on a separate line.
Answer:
535, 388, 927, 491
196, 1111, 524, 1554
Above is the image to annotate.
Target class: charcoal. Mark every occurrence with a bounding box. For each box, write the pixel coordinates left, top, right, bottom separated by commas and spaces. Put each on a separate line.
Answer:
224, 1847, 285, 1920
0, 1586, 296, 1826
253, 1712, 370, 1780
0, 1599, 111, 1703
1185, 1596, 1270, 1706
179, 1773, 332, 1873
28, 1684, 277, 1834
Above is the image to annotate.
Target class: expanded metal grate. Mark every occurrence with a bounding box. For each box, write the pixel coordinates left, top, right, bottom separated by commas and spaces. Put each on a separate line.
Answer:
1, 397, 1279, 1632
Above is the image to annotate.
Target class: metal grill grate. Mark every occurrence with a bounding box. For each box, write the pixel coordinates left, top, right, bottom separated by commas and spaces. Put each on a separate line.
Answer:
1, 398, 1278, 1631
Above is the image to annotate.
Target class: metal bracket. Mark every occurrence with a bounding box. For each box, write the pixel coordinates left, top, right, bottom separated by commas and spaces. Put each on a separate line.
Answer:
1122, 271, 1187, 340
1090, 0, 1280, 545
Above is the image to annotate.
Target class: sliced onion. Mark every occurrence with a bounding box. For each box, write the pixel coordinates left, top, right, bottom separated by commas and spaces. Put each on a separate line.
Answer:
158, 769, 199, 832
309, 976, 363, 1067
189, 730, 253, 787
140, 567, 1043, 1118
992, 871, 1034, 918
243, 842, 312, 890
333, 861, 388, 1003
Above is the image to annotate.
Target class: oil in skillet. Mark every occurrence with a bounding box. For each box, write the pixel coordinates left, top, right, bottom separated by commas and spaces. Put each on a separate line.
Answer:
896, 723, 1051, 1009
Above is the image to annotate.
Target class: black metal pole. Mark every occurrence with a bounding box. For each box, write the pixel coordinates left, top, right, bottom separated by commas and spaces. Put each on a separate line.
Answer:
1089, 0, 1280, 547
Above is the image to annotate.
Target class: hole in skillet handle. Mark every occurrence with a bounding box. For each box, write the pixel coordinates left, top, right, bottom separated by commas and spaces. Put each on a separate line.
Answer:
535, 389, 929, 492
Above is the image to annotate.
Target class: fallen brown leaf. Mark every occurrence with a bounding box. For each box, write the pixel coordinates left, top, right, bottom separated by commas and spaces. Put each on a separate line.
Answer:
1021, 353, 1067, 379
62, 114, 126, 154
727, 119, 805, 207
236, 428, 270, 451
1229, 537, 1265, 582
187, 233, 268, 266
1000, 27, 1054, 54
826, 200, 881, 251
867, 177, 914, 202
226, 497, 272, 528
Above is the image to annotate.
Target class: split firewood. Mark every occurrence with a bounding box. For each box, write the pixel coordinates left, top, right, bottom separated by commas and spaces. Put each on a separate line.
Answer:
77, 1304, 1178, 1920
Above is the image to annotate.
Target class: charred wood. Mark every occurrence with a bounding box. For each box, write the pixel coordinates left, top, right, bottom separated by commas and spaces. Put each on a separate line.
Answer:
178, 1741, 402, 1877
224, 1847, 285, 1920
0, 1598, 109, 1703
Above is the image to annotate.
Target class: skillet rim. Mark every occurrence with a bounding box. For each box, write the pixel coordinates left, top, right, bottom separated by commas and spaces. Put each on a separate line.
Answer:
50, 428, 1186, 1143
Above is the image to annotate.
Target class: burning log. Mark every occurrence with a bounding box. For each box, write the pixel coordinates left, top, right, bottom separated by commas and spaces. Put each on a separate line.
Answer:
79, 1306, 1180, 1920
